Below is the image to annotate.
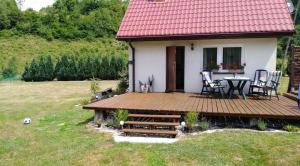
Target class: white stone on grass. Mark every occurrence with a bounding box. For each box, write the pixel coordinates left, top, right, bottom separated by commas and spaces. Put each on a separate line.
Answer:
23, 117, 31, 124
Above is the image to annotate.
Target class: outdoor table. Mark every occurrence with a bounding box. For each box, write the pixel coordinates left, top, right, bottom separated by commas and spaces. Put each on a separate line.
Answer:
223, 76, 251, 100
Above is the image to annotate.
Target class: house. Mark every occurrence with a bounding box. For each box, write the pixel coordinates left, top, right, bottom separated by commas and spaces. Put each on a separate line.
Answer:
83, 0, 300, 137
117, 0, 295, 93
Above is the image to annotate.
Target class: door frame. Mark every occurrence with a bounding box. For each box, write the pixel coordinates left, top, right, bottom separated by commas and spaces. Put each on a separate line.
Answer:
165, 46, 185, 92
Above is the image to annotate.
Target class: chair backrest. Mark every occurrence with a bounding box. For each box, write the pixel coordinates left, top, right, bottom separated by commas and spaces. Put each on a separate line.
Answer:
201, 71, 213, 86
148, 75, 154, 86
267, 71, 281, 88
253, 69, 269, 84
201, 71, 212, 82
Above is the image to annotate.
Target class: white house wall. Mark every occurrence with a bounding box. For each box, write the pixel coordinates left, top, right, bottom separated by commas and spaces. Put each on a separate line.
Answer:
128, 38, 277, 93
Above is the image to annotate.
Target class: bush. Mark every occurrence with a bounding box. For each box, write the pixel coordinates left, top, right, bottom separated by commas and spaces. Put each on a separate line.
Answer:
96, 119, 102, 127
117, 69, 129, 94
79, 98, 90, 105
2, 68, 17, 79
257, 119, 266, 131
22, 51, 127, 82
185, 112, 198, 129
2, 56, 18, 79
283, 124, 300, 132
113, 109, 128, 128
106, 119, 114, 128
199, 118, 209, 130
54, 53, 126, 81
55, 54, 78, 81
90, 79, 100, 95
22, 55, 54, 81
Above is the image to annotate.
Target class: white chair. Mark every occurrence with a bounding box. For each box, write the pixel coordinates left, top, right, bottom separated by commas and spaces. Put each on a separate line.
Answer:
201, 71, 225, 98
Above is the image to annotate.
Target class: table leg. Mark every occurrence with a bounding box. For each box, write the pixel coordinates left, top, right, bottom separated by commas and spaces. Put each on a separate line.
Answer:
227, 80, 234, 99
239, 80, 248, 100
237, 81, 242, 95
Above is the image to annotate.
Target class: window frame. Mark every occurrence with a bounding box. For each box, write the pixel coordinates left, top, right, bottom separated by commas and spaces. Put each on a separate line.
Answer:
203, 47, 218, 71
201, 44, 245, 73
222, 47, 242, 70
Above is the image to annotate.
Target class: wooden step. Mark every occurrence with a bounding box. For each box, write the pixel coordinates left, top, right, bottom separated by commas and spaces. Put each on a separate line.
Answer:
283, 93, 298, 101
122, 129, 177, 135
125, 121, 179, 126
128, 114, 181, 119
291, 91, 298, 96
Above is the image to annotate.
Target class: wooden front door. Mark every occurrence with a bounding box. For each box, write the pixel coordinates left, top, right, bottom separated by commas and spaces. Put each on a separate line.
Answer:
166, 47, 177, 92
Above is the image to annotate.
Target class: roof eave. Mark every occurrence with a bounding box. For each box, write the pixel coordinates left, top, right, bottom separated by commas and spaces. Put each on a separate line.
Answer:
117, 31, 295, 41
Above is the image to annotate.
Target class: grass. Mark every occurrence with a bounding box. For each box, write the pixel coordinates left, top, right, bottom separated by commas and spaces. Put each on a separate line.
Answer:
0, 35, 127, 73
1, 81, 300, 166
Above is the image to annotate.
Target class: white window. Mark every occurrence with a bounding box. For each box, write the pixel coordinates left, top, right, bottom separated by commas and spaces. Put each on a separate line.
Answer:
202, 45, 245, 72
222, 47, 242, 70
203, 48, 218, 71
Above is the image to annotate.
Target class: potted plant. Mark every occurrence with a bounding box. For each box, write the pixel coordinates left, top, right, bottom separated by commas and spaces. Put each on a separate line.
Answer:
207, 63, 220, 72
199, 117, 209, 131
184, 112, 198, 132
233, 64, 238, 77
239, 63, 246, 71
113, 109, 128, 129
96, 119, 102, 128
225, 63, 246, 77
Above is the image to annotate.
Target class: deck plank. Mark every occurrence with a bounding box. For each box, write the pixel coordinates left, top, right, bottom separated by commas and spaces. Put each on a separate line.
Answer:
83, 93, 300, 119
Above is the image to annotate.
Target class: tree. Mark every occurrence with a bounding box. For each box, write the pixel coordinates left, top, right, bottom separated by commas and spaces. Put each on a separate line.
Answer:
29, 58, 38, 81
101, 55, 110, 80
0, 0, 128, 40
93, 55, 102, 79
0, 0, 21, 30
36, 56, 46, 81
76, 55, 86, 80
45, 55, 54, 81
22, 63, 31, 81
23, 51, 127, 82
109, 55, 118, 79
56, 54, 69, 81
15, 0, 25, 9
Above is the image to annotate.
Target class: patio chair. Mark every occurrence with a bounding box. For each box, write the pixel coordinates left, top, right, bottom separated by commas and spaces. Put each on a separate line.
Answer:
248, 69, 269, 97
263, 71, 281, 100
200, 71, 222, 94
148, 75, 154, 92
201, 71, 225, 98
200, 71, 212, 95
139, 75, 154, 93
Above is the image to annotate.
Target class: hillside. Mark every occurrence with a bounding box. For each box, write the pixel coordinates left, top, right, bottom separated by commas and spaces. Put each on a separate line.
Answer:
0, 35, 127, 73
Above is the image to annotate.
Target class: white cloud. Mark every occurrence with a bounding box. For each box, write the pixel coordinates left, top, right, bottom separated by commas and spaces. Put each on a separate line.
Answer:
20, 0, 55, 11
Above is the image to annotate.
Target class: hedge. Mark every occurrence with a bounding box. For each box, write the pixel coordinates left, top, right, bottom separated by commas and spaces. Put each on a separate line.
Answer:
22, 53, 127, 81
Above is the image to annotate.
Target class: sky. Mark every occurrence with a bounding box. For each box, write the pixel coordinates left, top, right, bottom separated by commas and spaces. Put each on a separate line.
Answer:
20, 0, 55, 11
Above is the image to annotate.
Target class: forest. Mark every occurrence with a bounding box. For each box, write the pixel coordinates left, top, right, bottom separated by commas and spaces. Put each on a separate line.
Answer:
0, 0, 127, 40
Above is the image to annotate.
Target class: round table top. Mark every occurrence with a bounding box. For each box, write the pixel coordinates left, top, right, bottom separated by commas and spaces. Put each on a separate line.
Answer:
223, 76, 251, 81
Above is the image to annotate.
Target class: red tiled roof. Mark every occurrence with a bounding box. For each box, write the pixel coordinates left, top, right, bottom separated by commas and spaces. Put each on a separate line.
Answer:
117, 0, 295, 41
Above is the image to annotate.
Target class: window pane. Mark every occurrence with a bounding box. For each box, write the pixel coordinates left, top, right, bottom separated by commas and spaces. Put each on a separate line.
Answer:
203, 48, 217, 71
222, 47, 241, 69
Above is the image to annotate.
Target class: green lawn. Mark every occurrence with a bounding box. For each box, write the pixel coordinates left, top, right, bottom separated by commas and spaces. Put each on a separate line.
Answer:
1, 81, 300, 166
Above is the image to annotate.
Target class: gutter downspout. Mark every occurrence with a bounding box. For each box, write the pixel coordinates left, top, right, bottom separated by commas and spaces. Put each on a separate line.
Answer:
129, 42, 135, 92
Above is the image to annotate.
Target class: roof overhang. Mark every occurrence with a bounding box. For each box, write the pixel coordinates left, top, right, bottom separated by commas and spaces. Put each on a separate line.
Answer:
117, 31, 295, 42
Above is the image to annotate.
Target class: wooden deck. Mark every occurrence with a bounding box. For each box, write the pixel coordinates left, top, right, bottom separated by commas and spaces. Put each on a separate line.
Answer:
83, 92, 300, 119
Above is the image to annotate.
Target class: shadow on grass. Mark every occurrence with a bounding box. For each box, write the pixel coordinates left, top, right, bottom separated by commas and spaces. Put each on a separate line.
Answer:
77, 116, 94, 126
